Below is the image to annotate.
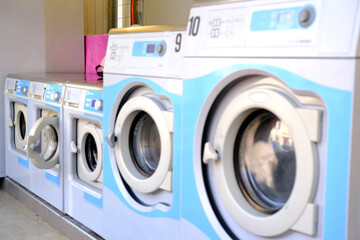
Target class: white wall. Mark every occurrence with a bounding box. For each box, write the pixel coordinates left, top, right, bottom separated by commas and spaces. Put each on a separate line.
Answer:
143, 0, 194, 26
0, 1, 47, 76
117, 0, 194, 27
84, 0, 109, 34
44, 0, 84, 72
0, 0, 46, 174
0, 0, 84, 174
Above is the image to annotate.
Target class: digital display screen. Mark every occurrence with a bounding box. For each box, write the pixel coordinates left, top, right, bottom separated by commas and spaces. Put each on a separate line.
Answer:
276, 11, 294, 27
146, 44, 155, 53
91, 99, 96, 108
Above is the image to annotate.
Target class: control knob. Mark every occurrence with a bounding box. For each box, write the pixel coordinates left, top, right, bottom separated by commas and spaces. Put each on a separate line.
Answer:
156, 42, 166, 56
94, 99, 103, 111
299, 7, 315, 27
51, 91, 61, 102
21, 86, 28, 95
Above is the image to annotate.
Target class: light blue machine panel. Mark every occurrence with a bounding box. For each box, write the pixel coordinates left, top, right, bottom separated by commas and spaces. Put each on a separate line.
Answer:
84, 90, 103, 114
16, 80, 30, 97
132, 40, 167, 57
44, 84, 64, 104
251, 5, 316, 31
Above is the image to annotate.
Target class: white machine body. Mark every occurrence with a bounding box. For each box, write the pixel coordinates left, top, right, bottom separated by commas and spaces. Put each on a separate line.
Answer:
4, 77, 31, 185
10, 75, 67, 212
63, 80, 104, 237
180, 0, 360, 240
103, 26, 185, 240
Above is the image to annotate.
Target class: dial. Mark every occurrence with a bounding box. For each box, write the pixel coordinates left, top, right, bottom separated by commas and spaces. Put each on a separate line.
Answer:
21, 86, 29, 95
156, 42, 166, 56
51, 91, 61, 102
94, 99, 103, 111
298, 7, 315, 27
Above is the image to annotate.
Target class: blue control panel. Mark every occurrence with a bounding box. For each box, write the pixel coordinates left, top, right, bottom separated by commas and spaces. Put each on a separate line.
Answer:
132, 40, 166, 57
44, 84, 64, 104
16, 80, 30, 97
251, 5, 315, 31
84, 90, 103, 113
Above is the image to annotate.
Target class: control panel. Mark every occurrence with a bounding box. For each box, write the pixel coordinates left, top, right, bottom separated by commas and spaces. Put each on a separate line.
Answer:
245, 3, 318, 47
16, 80, 31, 97
183, 0, 355, 57
107, 37, 171, 71
204, 7, 247, 49
30, 82, 46, 99
64, 87, 82, 105
201, 2, 319, 50
105, 29, 185, 78
44, 84, 64, 104
250, 5, 315, 31
84, 90, 103, 113
64, 87, 103, 114
132, 40, 167, 57
4, 78, 18, 94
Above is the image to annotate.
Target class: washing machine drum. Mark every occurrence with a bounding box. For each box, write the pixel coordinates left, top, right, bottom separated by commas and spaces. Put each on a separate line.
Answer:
203, 85, 322, 237
130, 112, 161, 176
27, 112, 59, 169
114, 94, 173, 194
235, 110, 296, 212
13, 102, 28, 152
77, 121, 103, 182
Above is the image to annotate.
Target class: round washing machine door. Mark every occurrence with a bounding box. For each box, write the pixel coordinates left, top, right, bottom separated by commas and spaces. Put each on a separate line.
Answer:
77, 122, 103, 182
203, 83, 322, 237
13, 102, 28, 152
27, 116, 59, 169
114, 94, 173, 194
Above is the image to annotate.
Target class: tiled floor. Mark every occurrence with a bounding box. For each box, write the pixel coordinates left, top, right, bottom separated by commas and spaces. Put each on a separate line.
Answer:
0, 189, 68, 240
0, 178, 102, 240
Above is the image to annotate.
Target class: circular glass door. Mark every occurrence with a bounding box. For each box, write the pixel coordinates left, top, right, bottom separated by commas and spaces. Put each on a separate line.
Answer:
84, 133, 98, 171
14, 102, 28, 152
18, 111, 27, 140
77, 121, 103, 183
28, 116, 59, 169
39, 125, 58, 161
114, 94, 173, 194
202, 84, 321, 237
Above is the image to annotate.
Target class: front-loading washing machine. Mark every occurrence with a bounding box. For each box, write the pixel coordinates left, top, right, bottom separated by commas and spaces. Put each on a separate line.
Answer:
181, 0, 360, 239
63, 78, 104, 237
4, 76, 31, 185
23, 74, 66, 211
103, 26, 185, 239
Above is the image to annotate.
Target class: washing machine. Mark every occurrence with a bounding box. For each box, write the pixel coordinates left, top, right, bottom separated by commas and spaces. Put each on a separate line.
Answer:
63, 79, 104, 237
103, 26, 184, 239
181, 0, 360, 239
4, 76, 31, 186
23, 75, 66, 211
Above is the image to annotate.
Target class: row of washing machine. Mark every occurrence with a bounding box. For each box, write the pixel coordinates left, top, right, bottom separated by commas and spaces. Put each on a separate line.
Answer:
4, 74, 104, 236
3, 0, 360, 239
